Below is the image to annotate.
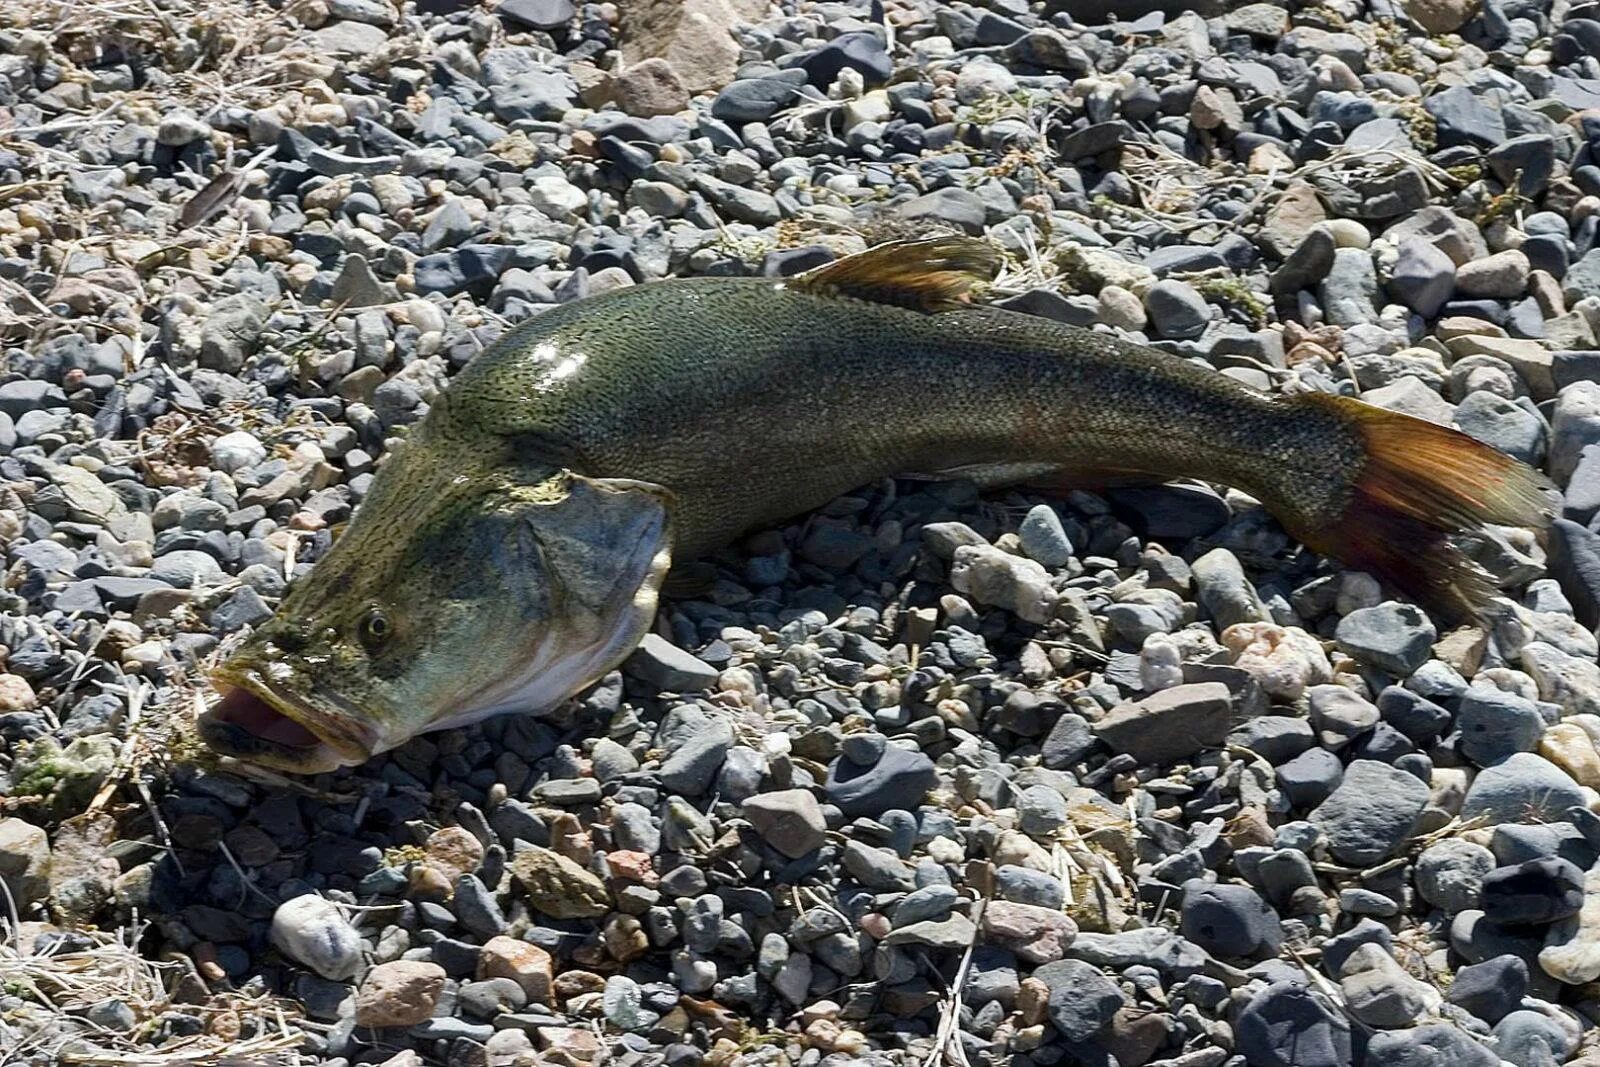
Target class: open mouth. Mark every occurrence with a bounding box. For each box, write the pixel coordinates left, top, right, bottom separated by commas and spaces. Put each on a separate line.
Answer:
198, 670, 368, 773
208, 685, 324, 748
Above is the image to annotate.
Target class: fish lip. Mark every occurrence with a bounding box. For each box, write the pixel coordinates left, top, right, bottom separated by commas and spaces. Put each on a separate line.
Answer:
201, 664, 377, 772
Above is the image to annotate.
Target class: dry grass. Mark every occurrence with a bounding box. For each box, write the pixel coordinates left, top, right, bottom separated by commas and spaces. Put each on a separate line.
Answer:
0, 917, 307, 1066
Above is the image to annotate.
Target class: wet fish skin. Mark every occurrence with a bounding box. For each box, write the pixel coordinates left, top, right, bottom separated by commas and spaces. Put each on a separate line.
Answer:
200, 239, 1551, 773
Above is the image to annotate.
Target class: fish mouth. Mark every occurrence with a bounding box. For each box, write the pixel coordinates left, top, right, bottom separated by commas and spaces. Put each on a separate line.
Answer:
199, 666, 375, 775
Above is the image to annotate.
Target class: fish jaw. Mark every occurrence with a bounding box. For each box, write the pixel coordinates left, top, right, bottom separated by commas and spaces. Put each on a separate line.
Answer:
200, 660, 379, 774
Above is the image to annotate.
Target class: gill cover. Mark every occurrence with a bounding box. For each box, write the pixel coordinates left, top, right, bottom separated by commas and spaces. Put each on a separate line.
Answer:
413, 470, 677, 732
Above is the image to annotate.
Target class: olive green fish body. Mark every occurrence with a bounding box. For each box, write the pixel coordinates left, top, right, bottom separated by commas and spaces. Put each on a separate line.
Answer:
445, 278, 1358, 555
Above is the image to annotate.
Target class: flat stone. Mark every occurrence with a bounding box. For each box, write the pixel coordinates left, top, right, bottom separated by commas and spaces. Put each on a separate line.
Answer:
1309, 759, 1429, 865
1092, 682, 1233, 764
623, 634, 718, 692
741, 789, 826, 858
1462, 752, 1589, 825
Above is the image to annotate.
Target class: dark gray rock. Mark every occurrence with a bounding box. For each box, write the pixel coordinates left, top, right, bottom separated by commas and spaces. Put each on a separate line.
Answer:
1179, 879, 1281, 959
1477, 857, 1586, 924
1308, 760, 1428, 864
825, 744, 938, 818
1034, 958, 1124, 1041
1446, 954, 1528, 1023
1363, 1023, 1501, 1067
1334, 601, 1437, 676
1234, 981, 1353, 1067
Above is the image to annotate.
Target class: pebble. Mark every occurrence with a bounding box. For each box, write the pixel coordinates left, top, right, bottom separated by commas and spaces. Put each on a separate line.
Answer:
1309, 760, 1429, 865
1462, 752, 1589, 824
1035, 958, 1124, 1041
1234, 981, 1353, 1067
1092, 682, 1233, 764
354, 961, 446, 1027
825, 744, 938, 818
1179, 879, 1280, 958
1414, 839, 1494, 914
1335, 602, 1438, 677
270, 895, 364, 981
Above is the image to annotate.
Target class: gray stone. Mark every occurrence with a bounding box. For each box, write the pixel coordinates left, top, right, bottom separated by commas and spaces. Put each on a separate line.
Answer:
1363, 1023, 1499, 1067
1479, 857, 1586, 924
1320, 247, 1379, 326
826, 744, 938, 818
1035, 958, 1124, 1041
1386, 237, 1455, 318
895, 188, 987, 235
1462, 752, 1589, 824
741, 789, 826, 858
1446, 955, 1527, 1023
658, 721, 734, 795
1335, 601, 1437, 676
624, 634, 718, 692
1144, 279, 1210, 340
1234, 981, 1353, 1067
1338, 942, 1439, 1028
199, 293, 268, 374
1017, 504, 1073, 568
1414, 839, 1494, 914
1179, 879, 1280, 959
1092, 682, 1233, 764
1309, 759, 1429, 865
1192, 547, 1269, 628
1456, 687, 1544, 766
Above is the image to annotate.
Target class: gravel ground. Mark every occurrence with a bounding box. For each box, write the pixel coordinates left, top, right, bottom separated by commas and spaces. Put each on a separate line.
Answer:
4, 0, 1600, 1065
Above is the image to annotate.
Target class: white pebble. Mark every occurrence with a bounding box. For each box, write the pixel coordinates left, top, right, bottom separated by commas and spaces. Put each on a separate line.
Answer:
271, 894, 364, 980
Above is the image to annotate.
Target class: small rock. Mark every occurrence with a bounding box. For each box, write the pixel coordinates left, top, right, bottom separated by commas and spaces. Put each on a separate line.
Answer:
1234, 981, 1352, 1067
610, 58, 689, 117
479, 935, 554, 1004
1335, 601, 1437, 676
741, 790, 826, 858
1179, 879, 1280, 958
1309, 759, 1429, 865
508, 847, 609, 919
1092, 683, 1233, 764
1455, 249, 1529, 300
0, 817, 50, 911
1338, 942, 1441, 1028
1414, 838, 1494, 913
624, 634, 718, 692
950, 544, 1055, 623
1479, 857, 1586, 924
1462, 752, 1589, 824
1446, 954, 1527, 1023
271, 895, 363, 980
354, 961, 445, 1027
1035, 958, 1124, 1041
825, 744, 938, 818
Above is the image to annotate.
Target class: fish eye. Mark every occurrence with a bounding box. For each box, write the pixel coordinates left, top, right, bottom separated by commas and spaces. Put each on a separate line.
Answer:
357, 609, 391, 648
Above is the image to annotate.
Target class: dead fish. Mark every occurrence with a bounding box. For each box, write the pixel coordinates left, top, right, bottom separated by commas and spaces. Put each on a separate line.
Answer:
202, 238, 1553, 772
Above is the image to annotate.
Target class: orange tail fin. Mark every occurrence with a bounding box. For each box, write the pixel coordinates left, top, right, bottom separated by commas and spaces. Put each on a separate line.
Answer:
1286, 392, 1556, 621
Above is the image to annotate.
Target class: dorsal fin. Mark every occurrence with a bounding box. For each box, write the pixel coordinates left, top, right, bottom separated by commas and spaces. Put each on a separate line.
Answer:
788, 236, 1001, 312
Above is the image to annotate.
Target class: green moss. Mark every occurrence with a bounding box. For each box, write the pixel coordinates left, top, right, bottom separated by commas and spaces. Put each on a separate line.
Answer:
1193, 275, 1269, 329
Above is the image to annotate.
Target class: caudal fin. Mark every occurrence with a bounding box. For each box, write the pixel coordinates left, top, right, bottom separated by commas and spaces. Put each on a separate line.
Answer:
1286, 392, 1556, 621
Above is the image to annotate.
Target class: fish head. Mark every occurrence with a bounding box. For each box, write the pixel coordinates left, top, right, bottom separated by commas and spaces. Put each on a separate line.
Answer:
201, 470, 674, 773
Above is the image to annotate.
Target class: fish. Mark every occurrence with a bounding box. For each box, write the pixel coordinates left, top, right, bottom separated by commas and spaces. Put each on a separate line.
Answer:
200, 237, 1555, 773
